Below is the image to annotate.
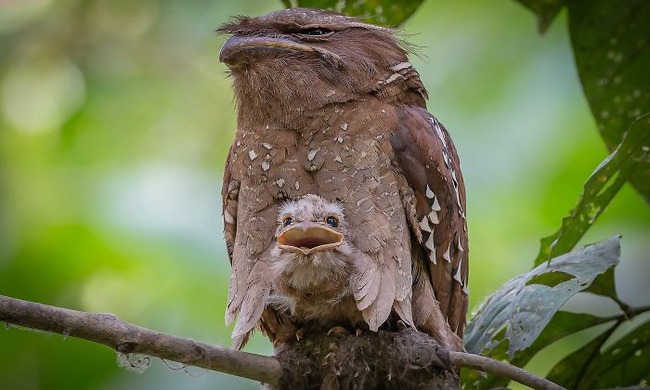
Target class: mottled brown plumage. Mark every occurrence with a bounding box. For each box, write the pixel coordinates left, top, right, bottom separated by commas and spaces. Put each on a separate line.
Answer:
218, 8, 468, 352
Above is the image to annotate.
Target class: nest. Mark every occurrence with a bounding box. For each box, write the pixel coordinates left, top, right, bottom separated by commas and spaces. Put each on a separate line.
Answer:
274, 328, 459, 390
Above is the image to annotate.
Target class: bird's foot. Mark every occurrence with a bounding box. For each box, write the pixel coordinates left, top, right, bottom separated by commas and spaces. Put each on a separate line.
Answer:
327, 326, 351, 337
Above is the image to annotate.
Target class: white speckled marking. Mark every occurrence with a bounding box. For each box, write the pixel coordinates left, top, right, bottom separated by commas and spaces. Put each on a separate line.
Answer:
428, 210, 439, 224
431, 197, 441, 211
419, 216, 432, 233
425, 232, 435, 251
248, 150, 258, 161
442, 245, 451, 262
453, 262, 463, 283
383, 73, 401, 84
425, 185, 435, 199
390, 62, 412, 72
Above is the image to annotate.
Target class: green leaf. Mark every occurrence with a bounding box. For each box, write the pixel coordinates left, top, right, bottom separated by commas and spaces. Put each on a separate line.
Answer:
583, 268, 618, 301
510, 312, 613, 368
593, 320, 650, 388
465, 236, 620, 359
569, 0, 650, 203
280, 0, 424, 26
513, 0, 565, 33
546, 323, 618, 390
535, 117, 650, 265
461, 311, 614, 389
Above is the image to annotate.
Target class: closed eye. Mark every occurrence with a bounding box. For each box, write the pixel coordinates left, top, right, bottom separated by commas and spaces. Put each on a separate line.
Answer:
298, 27, 333, 36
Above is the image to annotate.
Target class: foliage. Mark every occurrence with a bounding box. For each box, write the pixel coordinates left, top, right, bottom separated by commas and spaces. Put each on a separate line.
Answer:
465, 236, 621, 360
535, 117, 650, 265
523, 0, 650, 203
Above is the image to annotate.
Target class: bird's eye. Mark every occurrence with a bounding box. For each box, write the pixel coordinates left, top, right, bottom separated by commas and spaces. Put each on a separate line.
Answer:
298, 27, 333, 36
282, 217, 293, 227
326, 215, 339, 228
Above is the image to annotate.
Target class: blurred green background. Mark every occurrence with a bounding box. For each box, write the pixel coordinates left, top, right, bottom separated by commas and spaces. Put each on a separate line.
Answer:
1, 0, 648, 389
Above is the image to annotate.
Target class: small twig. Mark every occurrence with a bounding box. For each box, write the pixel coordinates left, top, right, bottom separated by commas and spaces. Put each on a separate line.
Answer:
625, 304, 650, 319
449, 351, 565, 390
0, 295, 282, 387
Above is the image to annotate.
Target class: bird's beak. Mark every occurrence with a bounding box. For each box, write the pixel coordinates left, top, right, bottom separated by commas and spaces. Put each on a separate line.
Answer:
276, 222, 344, 255
219, 35, 314, 68
219, 35, 342, 69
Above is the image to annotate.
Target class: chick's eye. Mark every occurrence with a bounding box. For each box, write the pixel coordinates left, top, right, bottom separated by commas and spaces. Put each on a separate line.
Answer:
298, 27, 332, 36
282, 217, 293, 227
326, 215, 339, 228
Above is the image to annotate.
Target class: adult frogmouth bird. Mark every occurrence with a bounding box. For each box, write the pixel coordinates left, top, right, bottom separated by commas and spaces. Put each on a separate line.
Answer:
218, 8, 468, 352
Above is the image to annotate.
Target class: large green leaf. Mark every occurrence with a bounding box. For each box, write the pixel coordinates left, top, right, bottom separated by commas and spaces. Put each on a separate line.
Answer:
516, 0, 650, 202
569, 0, 650, 204
461, 311, 615, 389
592, 320, 650, 388
465, 236, 620, 359
546, 323, 618, 390
280, 0, 424, 26
535, 118, 650, 265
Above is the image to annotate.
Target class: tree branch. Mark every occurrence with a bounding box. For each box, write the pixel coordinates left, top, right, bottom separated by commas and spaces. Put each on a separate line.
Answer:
1, 294, 564, 389
449, 351, 563, 390
0, 295, 282, 387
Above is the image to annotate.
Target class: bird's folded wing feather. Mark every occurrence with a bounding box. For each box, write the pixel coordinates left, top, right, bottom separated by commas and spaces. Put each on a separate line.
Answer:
390, 106, 469, 337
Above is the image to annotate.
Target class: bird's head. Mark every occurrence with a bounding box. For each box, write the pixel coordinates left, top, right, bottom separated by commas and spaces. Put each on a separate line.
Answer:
218, 8, 427, 126
275, 194, 346, 256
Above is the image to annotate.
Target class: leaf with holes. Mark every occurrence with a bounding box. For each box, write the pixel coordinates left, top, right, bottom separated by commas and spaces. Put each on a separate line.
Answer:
462, 311, 615, 389
535, 117, 650, 265
465, 236, 620, 359
281, 0, 424, 26
569, 0, 650, 203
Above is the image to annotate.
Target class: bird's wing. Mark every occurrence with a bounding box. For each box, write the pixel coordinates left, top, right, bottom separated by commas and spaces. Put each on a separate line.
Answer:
222, 145, 238, 265
390, 106, 469, 338
222, 145, 279, 348
221, 145, 245, 327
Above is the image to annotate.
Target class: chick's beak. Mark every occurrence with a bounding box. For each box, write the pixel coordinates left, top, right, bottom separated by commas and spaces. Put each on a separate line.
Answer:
277, 222, 344, 255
